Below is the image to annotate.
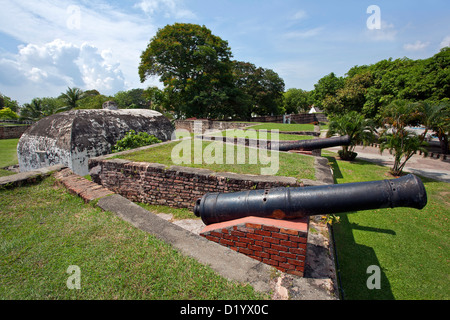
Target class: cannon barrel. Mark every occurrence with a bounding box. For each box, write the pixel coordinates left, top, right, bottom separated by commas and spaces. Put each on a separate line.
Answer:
194, 174, 427, 225
276, 135, 351, 151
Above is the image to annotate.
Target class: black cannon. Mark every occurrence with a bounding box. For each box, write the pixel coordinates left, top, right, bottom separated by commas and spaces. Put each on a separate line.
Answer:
275, 135, 351, 152
194, 174, 427, 225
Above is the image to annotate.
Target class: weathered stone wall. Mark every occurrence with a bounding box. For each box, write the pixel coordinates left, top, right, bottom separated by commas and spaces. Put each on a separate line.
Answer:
88, 158, 302, 210
18, 109, 174, 176
0, 125, 31, 139
175, 120, 254, 133
249, 113, 328, 124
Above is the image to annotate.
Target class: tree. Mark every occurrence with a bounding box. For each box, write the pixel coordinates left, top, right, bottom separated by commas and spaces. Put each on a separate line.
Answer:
379, 100, 428, 176
59, 87, 84, 111
0, 107, 19, 120
77, 94, 112, 109
284, 88, 311, 114
232, 61, 285, 117
0, 93, 19, 113
417, 101, 450, 154
19, 97, 63, 121
311, 72, 345, 111
326, 111, 376, 160
139, 23, 237, 119
144, 86, 166, 111
20, 98, 46, 121
114, 89, 149, 109
322, 72, 373, 116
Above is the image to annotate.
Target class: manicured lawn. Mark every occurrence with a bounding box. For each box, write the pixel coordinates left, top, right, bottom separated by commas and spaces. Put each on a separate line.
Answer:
328, 156, 449, 300
0, 177, 267, 299
0, 138, 19, 176
114, 140, 316, 181
203, 128, 313, 141
247, 123, 314, 132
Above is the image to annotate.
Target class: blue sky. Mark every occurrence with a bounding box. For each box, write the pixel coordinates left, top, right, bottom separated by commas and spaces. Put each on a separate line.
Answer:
0, 0, 449, 104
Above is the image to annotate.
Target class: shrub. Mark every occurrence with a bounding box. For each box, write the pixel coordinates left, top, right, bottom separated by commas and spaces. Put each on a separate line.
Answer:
112, 130, 162, 153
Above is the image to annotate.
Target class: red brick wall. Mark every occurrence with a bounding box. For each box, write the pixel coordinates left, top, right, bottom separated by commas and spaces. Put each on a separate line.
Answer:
88, 158, 302, 210
0, 125, 30, 139
200, 216, 309, 276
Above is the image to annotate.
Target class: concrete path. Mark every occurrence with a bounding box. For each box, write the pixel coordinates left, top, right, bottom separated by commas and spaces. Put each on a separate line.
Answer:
327, 145, 450, 183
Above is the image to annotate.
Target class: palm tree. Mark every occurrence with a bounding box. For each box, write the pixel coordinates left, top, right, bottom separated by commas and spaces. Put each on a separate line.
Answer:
379, 100, 428, 176
417, 101, 450, 154
326, 111, 376, 160
58, 87, 84, 111
20, 98, 45, 121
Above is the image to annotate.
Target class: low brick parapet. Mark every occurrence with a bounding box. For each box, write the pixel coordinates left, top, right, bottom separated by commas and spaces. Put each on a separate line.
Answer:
54, 168, 114, 203
200, 216, 309, 277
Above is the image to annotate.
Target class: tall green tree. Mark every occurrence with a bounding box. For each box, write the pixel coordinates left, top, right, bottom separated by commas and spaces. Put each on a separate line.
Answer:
0, 93, 19, 113
311, 72, 344, 110
284, 88, 311, 114
139, 23, 238, 119
59, 87, 84, 111
114, 89, 149, 109
232, 61, 285, 117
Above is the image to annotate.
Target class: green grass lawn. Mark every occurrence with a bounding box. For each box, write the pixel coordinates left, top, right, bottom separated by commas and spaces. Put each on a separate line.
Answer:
246, 123, 314, 132
328, 156, 449, 300
0, 138, 19, 176
0, 177, 267, 300
114, 140, 316, 181
202, 128, 313, 141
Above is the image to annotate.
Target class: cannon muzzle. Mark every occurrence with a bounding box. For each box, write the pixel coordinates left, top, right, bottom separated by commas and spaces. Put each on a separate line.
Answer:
277, 135, 351, 151
194, 174, 427, 225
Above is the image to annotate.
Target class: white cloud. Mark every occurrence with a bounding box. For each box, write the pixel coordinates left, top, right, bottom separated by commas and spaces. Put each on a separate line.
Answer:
366, 21, 397, 41
283, 27, 324, 39
0, 39, 125, 102
0, 0, 159, 103
403, 40, 430, 51
135, 0, 196, 19
440, 35, 450, 49
292, 10, 307, 21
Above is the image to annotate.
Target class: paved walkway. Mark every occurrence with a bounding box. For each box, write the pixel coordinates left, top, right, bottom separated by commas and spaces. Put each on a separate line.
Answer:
327, 145, 450, 183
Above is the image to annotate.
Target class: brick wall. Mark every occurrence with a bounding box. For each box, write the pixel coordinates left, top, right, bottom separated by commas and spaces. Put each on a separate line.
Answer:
0, 125, 30, 139
88, 158, 302, 210
175, 120, 254, 133
249, 113, 328, 124
200, 216, 309, 276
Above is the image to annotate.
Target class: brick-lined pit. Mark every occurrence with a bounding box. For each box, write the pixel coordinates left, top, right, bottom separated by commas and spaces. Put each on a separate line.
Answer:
200, 216, 309, 277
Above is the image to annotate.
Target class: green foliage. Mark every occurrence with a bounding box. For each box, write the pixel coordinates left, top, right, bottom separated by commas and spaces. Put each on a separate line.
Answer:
139, 23, 285, 120
58, 87, 84, 111
379, 100, 428, 175
114, 88, 149, 109
327, 111, 376, 160
0, 93, 19, 113
313, 47, 450, 122
311, 72, 345, 110
20, 97, 63, 121
76, 94, 112, 109
112, 130, 162, 153
284, 88, 312, 113
139, 23, 238, 119
232, 61, 285, 117
416, 101, 450, 154
0, 107, 19, 120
